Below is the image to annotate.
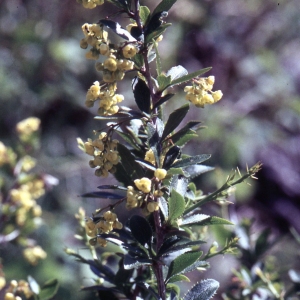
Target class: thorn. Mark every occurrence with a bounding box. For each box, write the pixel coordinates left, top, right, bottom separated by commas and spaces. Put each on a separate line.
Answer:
246, 163, 249, 173
237, 167, 242, 178
251, 175, 258, 180
246, 182, 252, 186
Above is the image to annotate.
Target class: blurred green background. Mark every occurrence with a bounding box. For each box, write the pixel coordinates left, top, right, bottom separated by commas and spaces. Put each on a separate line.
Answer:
1, 0, 300, 299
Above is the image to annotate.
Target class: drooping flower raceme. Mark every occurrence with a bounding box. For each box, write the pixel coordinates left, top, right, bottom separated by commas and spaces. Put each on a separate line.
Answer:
80, 23, 138, 116
184, 76, 223, 108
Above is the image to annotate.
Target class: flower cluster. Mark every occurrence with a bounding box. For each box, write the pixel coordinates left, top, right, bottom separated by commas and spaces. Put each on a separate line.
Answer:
85, 210, 123, 247
126, 186, 145, 209
9, 178, 44, 226
3, 279, 34, 300
184, 76, 223, 108
85, 81, 124, 115
80, 22, 138, 115
134, 177, 152, 194
16, 117, 40, 142
0, 141, 9, 166
23, 246, 47, 266
77, 0, 104, 9
84, 132, 119, 178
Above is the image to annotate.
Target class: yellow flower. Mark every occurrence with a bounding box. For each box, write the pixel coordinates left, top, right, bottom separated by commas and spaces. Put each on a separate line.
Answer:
16, 117, 41, 136
122, 44, 137, 58
154, 168, 167, 180
134, 177, 152, 194
145, 149, 155, 165
23, 246, 47, 265
0, 141, 8, 166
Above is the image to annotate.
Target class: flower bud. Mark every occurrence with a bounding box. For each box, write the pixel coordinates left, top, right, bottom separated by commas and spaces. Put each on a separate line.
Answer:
154, 168, 167, 180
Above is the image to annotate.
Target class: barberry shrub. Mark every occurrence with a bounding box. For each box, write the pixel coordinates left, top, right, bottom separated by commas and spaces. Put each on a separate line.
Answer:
68, 0, 262, 299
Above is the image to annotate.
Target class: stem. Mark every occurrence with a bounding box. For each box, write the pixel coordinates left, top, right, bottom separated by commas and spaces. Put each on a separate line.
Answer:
132, 2, 166, 298
153, 210, 166, 300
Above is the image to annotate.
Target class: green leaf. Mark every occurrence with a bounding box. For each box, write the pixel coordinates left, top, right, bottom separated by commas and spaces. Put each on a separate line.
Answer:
184, 279, 219, 300
158, 196, 168, 220
113, 162, 132, 186
166, 65, 188, 82
139, 6, 151, 25
168, 189, 185, 223
254, 228, 271, 258
168, 168, 188, 177
153, 38, 162, 75
168, 274, 190, 283
28, 276, 40, 295
115, 130, 141, 151
38, 279, 59, 300
171, 154, 211, 168
170, 175, 189, 195
174, 131, 198, 146
166, 250, 203, 281
162, 146, 181, 169
129, 215, 153, 245
100, 19, 136, 42
171, 121, 202, 145
124, 255, 152, 269
157, 74, 172, 91
153, 93, 175, 110
161, 103, 190, 141
117, 143, 145, 181
167, 67, 212, 88
145, 23, 171, 43
132, 53, 144, 68
184, 165, 214, 179
182, 215, 234, 226
132, 77, 151, 113
152, 0, 178, 16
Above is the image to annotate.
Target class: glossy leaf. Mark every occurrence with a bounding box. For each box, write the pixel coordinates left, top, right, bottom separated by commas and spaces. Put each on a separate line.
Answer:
161, 103, 190, 141
132, 77, 151, 114
158, 236, 181, 256
168, 189, 185, 223
166, 250, 203, 281
153, 93, 175, 110
171, 154, 211, 168
124, 254, 152, 269
184, 165, 214, 179
113, 162, 132, 186
129, 215, 153, 245
117, 143, 145, 180
81, 191, 124, 200
183, 279, 219, 300
28, 276, 40, 295
170, 174, 189, 196
152, 0, 178, 16
97, 185, 128, 191
135, 159, 157, 171
38, 279, 59, 300
182, 214, 234, 226
166, 65, 188, 82
168, 67, 212, 87
146, 23, 171, 43
99, 19, 136, 41
158, 196, 169, 220
163, 146, 181, 169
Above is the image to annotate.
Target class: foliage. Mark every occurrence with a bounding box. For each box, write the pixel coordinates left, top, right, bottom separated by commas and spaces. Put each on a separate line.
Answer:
66, 1, 262, 299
